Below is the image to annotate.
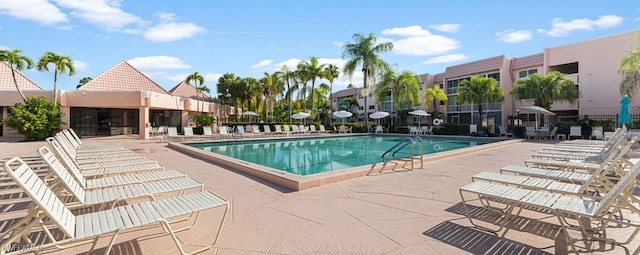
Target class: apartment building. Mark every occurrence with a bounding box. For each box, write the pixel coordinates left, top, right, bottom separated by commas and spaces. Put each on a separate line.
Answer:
331, 30, 638, 130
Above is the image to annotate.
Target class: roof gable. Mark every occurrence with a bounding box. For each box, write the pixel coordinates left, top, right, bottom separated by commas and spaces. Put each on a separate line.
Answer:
168, 80, 212, 101
79, 61, 169, 94
0, 62, 44, 91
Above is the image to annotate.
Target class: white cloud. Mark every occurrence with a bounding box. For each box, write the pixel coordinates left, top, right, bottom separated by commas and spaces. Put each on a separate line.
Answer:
382, 25, 430, 37
428, 23, 460, 33
144, 22, 205, 42
496, 29, 532, 43
72, 60, 88, 72
0, 0, 67, 25
0, 45, 8, 50
380, 25, 460, 56
250, 60, 274, 69
537, 15, 623, 37
332, 41, 344, 47
53, 0, 146, 31
127, 56, 191, 70
422, 54, 468, 64
144, 12, 205, 42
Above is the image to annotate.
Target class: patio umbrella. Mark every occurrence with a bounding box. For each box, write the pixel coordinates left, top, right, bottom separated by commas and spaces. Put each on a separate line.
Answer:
618, 95, 632, 127
292, 112, 311, 119
292, 112, 310, 124
518, 105, 555, 129
369, 111, 389, 126
242, 111, 259, 122
409, 110, 431, 130
333, 110, 353, 124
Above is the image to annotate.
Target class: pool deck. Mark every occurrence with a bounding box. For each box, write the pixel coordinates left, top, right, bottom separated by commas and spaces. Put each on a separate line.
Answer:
0, 135, 638, 254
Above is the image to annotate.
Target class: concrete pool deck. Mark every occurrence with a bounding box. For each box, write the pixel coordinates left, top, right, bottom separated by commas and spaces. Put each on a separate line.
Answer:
0, 135, 638, 254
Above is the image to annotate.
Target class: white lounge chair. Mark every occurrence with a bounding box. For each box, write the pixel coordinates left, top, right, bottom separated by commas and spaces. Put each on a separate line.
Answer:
497, 126, 513, 137
39, 146, 203, 209
46, 137, 164, 177
459, 162, 640, 254
1, 157, 229, 255
274, 125, 287, 136
166, 126, 184, 142
568, 125, 582, 140
202, 126, 219, 140
319, 125, 332, 133
218, 125, 233, 139
39, 146, 185, 190
471, 135, 635, 198
593, 126, 604, 140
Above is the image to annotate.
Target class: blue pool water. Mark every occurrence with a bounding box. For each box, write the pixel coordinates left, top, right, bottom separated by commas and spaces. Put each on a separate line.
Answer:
187, 135, 501, 176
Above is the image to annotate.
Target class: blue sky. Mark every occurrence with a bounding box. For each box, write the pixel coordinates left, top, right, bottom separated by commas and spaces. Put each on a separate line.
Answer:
0, 0, 639, 94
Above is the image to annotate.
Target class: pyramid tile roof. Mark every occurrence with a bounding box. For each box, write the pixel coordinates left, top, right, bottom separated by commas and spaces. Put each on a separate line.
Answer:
168, 80, 212, 101
78, 61, 169, 94
0, 62, 44, 91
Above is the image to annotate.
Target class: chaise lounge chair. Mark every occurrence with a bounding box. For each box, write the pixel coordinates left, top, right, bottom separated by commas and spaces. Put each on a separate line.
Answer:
459, 161, 640, 254
1, 157, 229, 255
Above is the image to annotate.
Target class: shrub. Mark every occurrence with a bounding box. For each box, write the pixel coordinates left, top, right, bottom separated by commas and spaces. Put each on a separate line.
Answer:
193, 114, 215, 127
2, 96, 62, 141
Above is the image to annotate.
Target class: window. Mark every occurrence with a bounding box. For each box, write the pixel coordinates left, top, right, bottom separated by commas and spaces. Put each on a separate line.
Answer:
358, 95, 363, 99
519, 69, 538, 78
369, 105, 375, 110
519, 70, 527, 78
358, 106, 364, 110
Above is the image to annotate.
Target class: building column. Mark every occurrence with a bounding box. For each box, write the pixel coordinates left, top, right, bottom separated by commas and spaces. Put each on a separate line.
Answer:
139, 106, 150, 139
60, 106, 71, 130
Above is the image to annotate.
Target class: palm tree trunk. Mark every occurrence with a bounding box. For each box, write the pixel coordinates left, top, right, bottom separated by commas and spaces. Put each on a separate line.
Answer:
11, 69, 27, 103
329, 82, 333, 125
53, 70, 59, 104
288, 83, 292, 124
363, 67, 368, 128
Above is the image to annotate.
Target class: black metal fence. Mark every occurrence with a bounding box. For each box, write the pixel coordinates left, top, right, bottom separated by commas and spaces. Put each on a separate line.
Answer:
505, 113, 640, 138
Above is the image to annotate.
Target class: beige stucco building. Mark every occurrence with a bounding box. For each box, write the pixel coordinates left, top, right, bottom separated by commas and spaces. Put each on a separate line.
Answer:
1, 61, 234, 139
331, 30, 638, 132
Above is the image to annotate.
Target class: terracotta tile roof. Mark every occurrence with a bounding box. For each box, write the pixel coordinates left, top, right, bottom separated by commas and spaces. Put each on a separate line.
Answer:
0, 62, 44, 91
168, 80, 212, 101
511, 53, 543, 70
78, 61, 169, 94
444, 55, 506, 79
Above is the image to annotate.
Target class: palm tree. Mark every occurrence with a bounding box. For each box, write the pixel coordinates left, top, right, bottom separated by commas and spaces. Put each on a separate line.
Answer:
295, 62, 312, 112
260, 72, 283, 122
619, 46, 640, 98
77, 77, 92, 89
342, 33, 393, 128
374, 67, 421, 113
277, 65, 298, 124
217, 73, 242, 119
37, 51, 76, 104
299, 56, 326, 119
0, 49, 34, 103
457, 75, 504, 126
186, 72, 205, 113
424, 85, 448, 117
324, 64, 340, 124
511, 71, 579, 110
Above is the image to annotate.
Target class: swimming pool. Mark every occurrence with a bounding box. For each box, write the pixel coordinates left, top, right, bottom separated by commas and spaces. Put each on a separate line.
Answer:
170, 134, 514, 190
186, 135, 501, 175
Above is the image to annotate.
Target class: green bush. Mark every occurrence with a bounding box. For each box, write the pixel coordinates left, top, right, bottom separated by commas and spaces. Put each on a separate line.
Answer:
2, 96, 62, 141
193, 114, 215, 127
433, 123, 460, 135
